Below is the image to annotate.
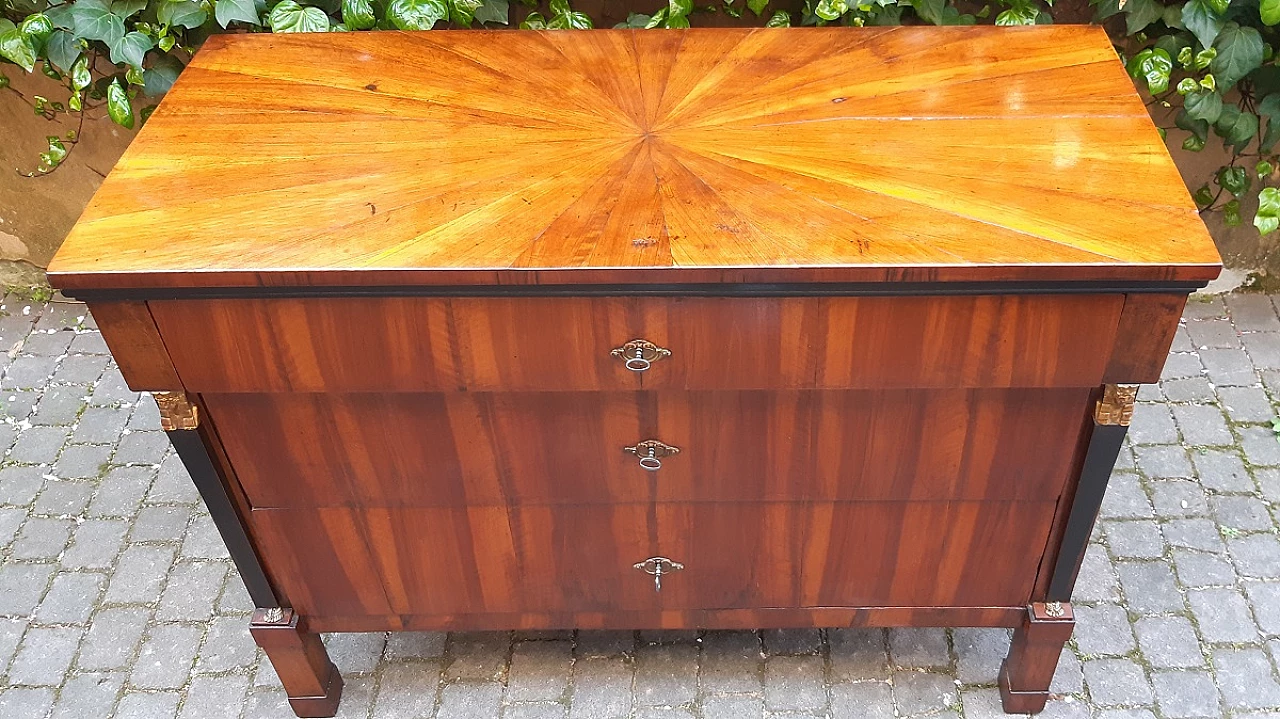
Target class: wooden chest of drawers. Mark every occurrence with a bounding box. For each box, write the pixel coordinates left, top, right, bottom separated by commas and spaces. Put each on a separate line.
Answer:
48, 26, 1220, 717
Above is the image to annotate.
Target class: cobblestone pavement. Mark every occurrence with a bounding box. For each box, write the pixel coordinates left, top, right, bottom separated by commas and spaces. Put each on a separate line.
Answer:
0, 294, 1278, 719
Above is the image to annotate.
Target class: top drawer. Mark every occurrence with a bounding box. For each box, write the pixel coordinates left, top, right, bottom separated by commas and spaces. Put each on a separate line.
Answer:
148, 294, 1122, 392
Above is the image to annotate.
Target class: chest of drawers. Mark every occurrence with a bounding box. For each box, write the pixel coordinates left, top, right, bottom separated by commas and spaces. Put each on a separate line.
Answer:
49, 26, 1220, 717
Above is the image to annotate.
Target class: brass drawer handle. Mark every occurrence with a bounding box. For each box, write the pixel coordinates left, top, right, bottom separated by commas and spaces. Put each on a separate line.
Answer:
633, 556, 684, 592
611, 339, 670, 372
623, 439, 680, 471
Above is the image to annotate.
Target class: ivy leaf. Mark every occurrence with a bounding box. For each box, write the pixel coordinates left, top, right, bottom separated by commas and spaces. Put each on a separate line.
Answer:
472, 0, 508, 23
109, 30, 152, 68
106, 78, 133, 128
1124, 0, 1162, 33
215, 0, 260, 26
1259, 161, 1274, 178
450, 0, 483, 25
158, 0, 207, 28
747, 0, 768, 15
547, 9, 592, 27
0, 20, 37, 72
110, 0, 147, 18
1211, 23, 1264, 90
765, 8, 789, 25
1215, 105, 1259, 148
1185, 89, 1224, 123
1182, 0, 1224, 51
1224, 198, 1242, 226
1264, 0, 1280, 25
387, 0, 447, 28
46, 5, 76, 30
1184, 133, 1207, 150
44, 30, 79, 72
341, 0, 377, 27
1193, 183, 1215, 205
142, 53, 182, 95
1217, 165, 1250, 195
1127, 48, 1173, 94
21, 14, 55, 50
914, 0, 945, 24
668, 0, 693, 16
815, 0, 848, 20
270, 0, 330, 31
614, 11, 649, 26
1256, 187, 1280, 234
519, 10, 546, 27
71, 0, 125, 47
70, 54, 90, 91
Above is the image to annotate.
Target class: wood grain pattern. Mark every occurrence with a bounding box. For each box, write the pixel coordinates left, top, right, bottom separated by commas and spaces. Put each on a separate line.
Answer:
1104, 293, 1188, 383
250, 502, 1057, 620
148, 294, 1123, 392
47, 27, 1220, 293
206, 388, 1092, 508
89, 302, 182, 390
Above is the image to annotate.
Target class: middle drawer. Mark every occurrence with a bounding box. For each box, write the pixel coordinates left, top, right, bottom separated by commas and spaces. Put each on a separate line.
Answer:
206, 387, 1093, 508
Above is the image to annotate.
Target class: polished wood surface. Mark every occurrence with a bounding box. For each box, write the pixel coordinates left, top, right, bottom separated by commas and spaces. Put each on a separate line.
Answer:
250, 501, 1056, 620
89, 302, 180, 390
206, 388, 1091, 508
48, 26, 1219, 292
148, 295, 1122, 391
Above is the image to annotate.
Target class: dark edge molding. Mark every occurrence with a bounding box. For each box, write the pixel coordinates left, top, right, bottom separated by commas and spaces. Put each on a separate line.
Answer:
63, 279, 1208, 302
166, 429, 280, 608
1046, 421, 1129, 602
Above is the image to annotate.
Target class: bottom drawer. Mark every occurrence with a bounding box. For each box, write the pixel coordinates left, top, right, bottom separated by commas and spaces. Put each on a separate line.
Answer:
251, 501, 1056, 620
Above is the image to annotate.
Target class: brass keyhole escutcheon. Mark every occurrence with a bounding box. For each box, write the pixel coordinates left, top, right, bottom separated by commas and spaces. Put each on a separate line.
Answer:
610, 339, 671, 372
633, 556, 684, 592
623, 439, 680, 471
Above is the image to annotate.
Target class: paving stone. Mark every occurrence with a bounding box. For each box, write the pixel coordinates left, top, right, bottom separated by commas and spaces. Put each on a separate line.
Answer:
7, 626, 82, 685
385, 631, 446, 660
1212, 495, 1275, 531
1227, 294, 1280, 329
3, 355, 60, 389
1072, 604, 1136, 656
1163, 518, 1226, 553
114, 691, 182, 719
700, 630, 763, 693
49, 672, 123, 719
0, 391, 39, 422
132, 623, 202, 689
1104, 520, 1165, 559
1150, 479, 1209, 517
830, 682, 892, 719
325, 631, 386, 674
828, 628, 889, 682
33, 478, 94, 515
507, 640, 572, 701
103, 545, 175, 604
570, 656, 632, 719
11, 516, 73, 559
443, 632, 508, 682
634, 709, 695, 719
1100, 474, 1154, 518
1161, 353, 1205, 381
1200, 348, 1258, 385
762, 628, 821, 655
1219, 385, 1276, 422
68, 331, 109, 355
146, 452, 199, 505
1241, 426, 1280, 466
891, 671, 960, 716
1050, 646, 1084, 694
215, 568, 253, 615
888, 627, 950, 668
128, 505, 191, 543
1185, 297, 1226, 320
61, 518, 127, 569
1214, 647, 1280, 709
0, 506, 22, 547
438, 682, 501, 719
635, 643, 698, 706
180, 513, 231, 560
196, 615, 257, 673
177, 674, 248, 719
52, 443, 111, 479
1151, 671, 1220, 718
1246, 581, 1280, 634
0, 687, 55, 718
0, 562, 53, 614
1172, 404, 1234, 446
0, 616, 25, 672
53, 354, 111, 384
638, 629, 699, 645
1187, 318, 1239, 348
10, 425, 70, 463
1246, 332, 1280, 368
1260, 469, 1280, 503
953, 628, 1008, 684
89, 466, 154, 517
31, 385, 89, 427
1094, 710, 1158, 719
1228, 533, 1280, 577
71, 407, 130, 445
1135, 445, 1193, 478
1116, 561, 1183, 613
1135, 616, 1205, 668
35, 571, 104, 624
128, 397, 162, 431
1129, 404, 1179, 445
702, 695, 767, 719
1083, 658, 1152, 706
89, 371, 138, 406
0, 465, 43, 506
1160, 377, 1216, 403
1187, 588, 1260, 643
113, 431, 169, 465
77, 606, 150, 671
1191, 449, 1254, 492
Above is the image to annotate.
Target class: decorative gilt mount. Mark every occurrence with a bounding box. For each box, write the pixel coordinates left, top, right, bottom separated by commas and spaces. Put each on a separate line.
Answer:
1094, 384, 1137, 426
154, 392, 199, 431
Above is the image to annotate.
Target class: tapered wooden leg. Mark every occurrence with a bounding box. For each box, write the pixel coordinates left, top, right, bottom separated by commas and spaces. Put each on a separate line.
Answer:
250, 608, 343, 718
999, 602, 1075, 714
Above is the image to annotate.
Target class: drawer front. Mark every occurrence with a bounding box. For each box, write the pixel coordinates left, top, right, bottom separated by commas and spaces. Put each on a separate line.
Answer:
250, 501, 1057, 619
207, 388, 1092, 508
151, 294, 1122, 392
